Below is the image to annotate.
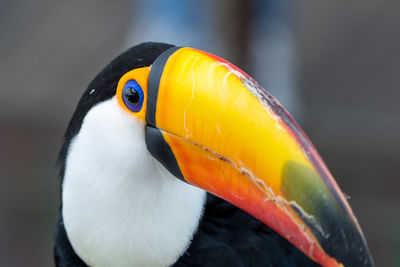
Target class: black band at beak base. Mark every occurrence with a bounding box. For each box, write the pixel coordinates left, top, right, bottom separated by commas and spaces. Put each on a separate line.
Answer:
146, 46, 181, 127
145, 126, 185, 182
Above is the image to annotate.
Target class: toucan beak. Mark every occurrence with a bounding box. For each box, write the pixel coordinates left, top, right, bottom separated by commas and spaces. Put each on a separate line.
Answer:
144, 47, 374, 267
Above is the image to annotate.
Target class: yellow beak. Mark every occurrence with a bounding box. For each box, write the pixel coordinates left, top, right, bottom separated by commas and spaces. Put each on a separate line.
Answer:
144, 47, 374, 267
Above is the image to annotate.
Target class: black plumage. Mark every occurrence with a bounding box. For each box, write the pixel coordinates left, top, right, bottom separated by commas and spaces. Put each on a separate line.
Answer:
55, 42, 321, 266
172, 194, 320, 267
57, 42, 174, 182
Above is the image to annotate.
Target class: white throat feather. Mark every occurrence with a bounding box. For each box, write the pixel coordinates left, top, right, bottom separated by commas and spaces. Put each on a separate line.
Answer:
62, 97, 206, 267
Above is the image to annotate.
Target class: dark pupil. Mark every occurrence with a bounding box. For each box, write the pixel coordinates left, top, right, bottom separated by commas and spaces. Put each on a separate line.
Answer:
125, 87, 140, 105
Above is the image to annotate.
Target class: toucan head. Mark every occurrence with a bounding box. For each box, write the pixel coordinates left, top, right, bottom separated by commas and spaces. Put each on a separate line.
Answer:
60, 42, 374, 267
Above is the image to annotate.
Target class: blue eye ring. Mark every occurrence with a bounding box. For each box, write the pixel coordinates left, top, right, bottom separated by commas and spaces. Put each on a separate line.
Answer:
122, 80, 144, 113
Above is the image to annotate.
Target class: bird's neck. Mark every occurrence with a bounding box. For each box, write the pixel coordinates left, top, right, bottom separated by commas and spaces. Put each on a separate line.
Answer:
62, 98, 206, 267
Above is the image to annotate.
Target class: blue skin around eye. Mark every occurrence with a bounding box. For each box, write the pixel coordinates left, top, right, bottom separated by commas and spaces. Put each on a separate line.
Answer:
123, 80, 144, 112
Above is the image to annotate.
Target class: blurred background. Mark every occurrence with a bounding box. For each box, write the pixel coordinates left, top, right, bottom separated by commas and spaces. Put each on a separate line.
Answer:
1, 0, 399, 266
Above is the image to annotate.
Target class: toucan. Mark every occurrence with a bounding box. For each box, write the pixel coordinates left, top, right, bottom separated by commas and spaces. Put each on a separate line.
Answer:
54, 42, 374, 267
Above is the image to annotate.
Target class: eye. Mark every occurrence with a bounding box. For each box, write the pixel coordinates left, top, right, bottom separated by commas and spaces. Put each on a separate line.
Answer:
122, 80, 144, 112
